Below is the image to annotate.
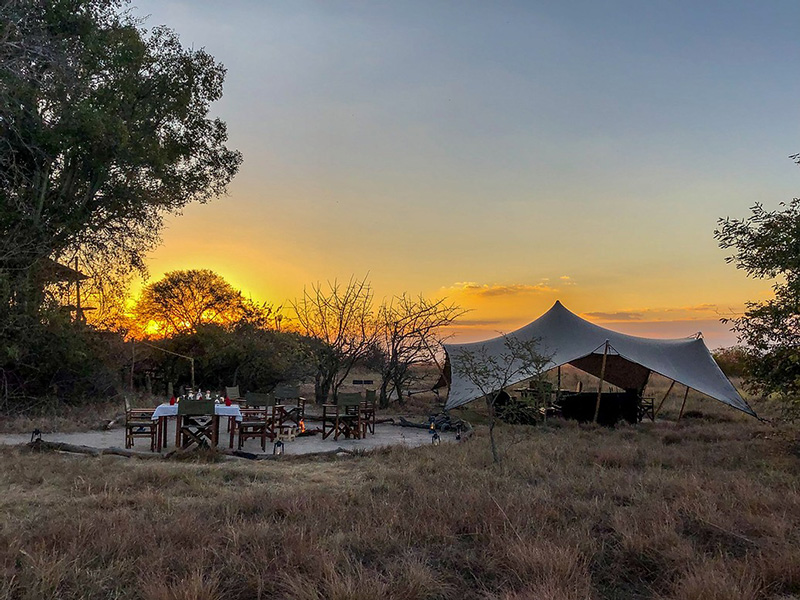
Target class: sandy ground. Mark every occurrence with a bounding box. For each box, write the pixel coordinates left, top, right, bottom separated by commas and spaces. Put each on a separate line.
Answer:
0, 420, 453, 455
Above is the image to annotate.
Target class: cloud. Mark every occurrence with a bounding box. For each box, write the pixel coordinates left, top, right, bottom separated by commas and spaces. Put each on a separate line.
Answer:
681, 303, 718, 312
449, 282, 557, 297
584, 311, 644, 321
585, 304, 723, 323
443, 318, 507, 327
559, 275, 577, 286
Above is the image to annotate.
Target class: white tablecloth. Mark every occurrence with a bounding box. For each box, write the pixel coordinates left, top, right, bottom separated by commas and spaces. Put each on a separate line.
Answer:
151, 403, 243, 421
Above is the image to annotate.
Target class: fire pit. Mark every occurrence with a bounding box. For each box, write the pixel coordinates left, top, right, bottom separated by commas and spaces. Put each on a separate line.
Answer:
296, 419, 321, 437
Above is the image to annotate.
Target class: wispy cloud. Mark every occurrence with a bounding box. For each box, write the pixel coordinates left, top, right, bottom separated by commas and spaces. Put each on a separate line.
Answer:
585, 304, 725, 323
584, 311, 644, 321
450, 282, 557, 297
443, 317, 507, 327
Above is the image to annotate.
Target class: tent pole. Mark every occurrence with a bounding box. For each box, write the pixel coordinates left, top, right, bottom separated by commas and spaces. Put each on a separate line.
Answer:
74, 256, 82, 323
677, 386, 690, 421
129, 338, 135, 391
556, 365, 562, 404
593, 341, 609, 423
654, 380, 675, 418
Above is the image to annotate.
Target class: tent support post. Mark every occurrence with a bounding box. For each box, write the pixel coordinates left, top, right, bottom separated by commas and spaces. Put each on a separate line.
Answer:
130, 338, 135, 391
593, 341, 609, 423
677, 386, 690, 421
654, 380, 676, 418
556, 365, 561, 404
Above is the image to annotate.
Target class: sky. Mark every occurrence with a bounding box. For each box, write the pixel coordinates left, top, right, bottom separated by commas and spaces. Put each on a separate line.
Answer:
128, 0, 800, 348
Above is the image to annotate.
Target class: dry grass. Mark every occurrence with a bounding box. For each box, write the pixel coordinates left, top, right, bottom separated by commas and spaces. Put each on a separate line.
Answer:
0, 399, 125, 434
0, 409, 799, 599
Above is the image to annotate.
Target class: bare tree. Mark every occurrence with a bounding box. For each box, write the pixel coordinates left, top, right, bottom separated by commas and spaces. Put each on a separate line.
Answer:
376, 294, 466, 408
291, 275, 377, 403
451, 336, 552, 463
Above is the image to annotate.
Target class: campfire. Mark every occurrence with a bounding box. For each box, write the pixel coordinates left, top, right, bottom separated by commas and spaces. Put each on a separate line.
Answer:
297, 419, 321, 437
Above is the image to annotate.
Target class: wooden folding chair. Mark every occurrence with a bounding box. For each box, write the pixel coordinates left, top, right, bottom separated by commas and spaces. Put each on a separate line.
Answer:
322, 392, 363, 440
274, 384, 305, 428
226, 385, 245, 407
124, 398, 157, 451
237, 407, 274, 451
177, 399, 217, 449
361, 389, 377, 435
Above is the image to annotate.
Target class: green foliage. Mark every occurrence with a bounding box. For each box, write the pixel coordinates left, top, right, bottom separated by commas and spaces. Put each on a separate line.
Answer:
0, 309, 127, 408
715, 187, 800, 397
712, 346, 749, 378
0, 1, 241, 406
137, 323, 316, 396
0, 0, 242, 316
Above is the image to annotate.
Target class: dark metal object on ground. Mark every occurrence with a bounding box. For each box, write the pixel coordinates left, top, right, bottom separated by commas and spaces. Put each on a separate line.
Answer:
398, 413, 471, 433
558, 390, 642, 426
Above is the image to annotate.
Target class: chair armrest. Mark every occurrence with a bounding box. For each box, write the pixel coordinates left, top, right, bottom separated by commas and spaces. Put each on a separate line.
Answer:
129, 409, 155, 417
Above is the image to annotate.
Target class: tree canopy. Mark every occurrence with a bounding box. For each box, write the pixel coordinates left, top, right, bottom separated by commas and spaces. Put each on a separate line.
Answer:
715, 180, 800, 397
0, 0, 242, 315
135, 269, 272, 336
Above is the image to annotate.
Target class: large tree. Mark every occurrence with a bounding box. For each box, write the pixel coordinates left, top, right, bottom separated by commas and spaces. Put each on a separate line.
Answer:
135, 269, 272, 336
0, 0, 242, 318
715, 176, 800, 397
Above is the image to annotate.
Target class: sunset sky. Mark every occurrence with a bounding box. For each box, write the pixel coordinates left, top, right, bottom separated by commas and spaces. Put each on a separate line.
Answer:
129, 1, 799, 348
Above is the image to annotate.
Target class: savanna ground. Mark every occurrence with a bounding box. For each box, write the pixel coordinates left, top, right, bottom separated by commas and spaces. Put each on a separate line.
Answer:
2, 392, 800, 600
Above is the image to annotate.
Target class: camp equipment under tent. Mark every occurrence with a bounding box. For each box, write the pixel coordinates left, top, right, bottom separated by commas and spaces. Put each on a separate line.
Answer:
443, 301, 755, 418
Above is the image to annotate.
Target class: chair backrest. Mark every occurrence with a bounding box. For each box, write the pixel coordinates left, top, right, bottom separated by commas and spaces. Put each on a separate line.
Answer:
241, 407, 271, 421
273, 384, 300, 401
226, 386, 241, 399
338, 392, 363, 407
178, 398, 215, 416
245, 391, 275, 407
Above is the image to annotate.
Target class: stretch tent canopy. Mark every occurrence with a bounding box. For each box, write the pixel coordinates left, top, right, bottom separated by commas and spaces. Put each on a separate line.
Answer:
444, 301, 755, 416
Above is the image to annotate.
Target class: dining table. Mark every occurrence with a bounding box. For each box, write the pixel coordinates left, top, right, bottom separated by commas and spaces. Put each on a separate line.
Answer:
151, 402, 243, 452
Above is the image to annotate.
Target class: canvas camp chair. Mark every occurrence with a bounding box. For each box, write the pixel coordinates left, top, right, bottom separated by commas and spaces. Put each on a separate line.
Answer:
226, 385, 245, 407
244, 391, 276, 408
322, 392, 363, 440
236, 407, 274, 451
124, 398, 157, 451
177, 398, 217, 449
361, 389, 377, 435
274, 384, 305, 428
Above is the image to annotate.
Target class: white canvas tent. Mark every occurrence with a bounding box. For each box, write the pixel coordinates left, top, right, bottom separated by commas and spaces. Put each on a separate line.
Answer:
444, 301, 755, 416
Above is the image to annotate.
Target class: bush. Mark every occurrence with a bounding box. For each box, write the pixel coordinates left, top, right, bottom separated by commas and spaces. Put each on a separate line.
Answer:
0, 310, 127, 409
713, 346, 749, 378
136, 323, 317, 395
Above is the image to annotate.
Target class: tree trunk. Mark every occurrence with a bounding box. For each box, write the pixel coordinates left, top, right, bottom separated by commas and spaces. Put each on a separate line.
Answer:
379, 377, 391, 409
487, 395, 500, 463
392, 376, 406, 406
314, 371, 332, 405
